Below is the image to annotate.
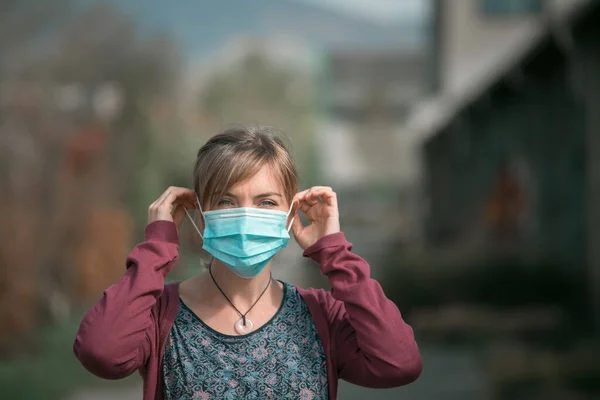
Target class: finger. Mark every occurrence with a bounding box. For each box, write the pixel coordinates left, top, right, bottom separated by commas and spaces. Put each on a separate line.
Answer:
292, 190, 313, 211
305, 187, 334, 199
172, 202, 196, 214
302, 186, 332, 202
174, 199, 198, 211
293, 190, 310, 205
296, 198, 315, 215
295, 187, 334, 213
159, 187, 196, 208
164, 187, 196, 202
295, 187, 318, 206
151, 189, 170, 210
155, 186, 177, 204
176, 203, 201, 230
305, 187, 336, 206
306, 186, 333, 192
172, 204, 187, 228
176, 188, 197, 204
302, 193, 320, 206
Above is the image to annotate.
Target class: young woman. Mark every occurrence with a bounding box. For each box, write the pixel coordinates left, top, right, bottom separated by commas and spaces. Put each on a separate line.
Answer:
74, 126, 422, 400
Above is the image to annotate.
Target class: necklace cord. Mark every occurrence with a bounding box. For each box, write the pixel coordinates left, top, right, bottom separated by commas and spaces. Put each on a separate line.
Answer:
208, 263, 272, 327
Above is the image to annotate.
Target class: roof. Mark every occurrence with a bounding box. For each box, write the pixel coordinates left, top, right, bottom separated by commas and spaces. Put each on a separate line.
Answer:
406, 0, 596, 145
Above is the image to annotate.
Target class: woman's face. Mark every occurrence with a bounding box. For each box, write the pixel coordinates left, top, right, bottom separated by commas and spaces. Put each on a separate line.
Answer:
210, 165, 290, 213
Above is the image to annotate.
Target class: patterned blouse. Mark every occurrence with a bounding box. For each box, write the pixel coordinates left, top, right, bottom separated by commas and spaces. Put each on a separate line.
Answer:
162, 283, 329, 399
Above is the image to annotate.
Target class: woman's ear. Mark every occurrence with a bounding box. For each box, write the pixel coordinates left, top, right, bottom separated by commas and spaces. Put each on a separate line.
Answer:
195, 211, 205, 238
184, 208, 204, 240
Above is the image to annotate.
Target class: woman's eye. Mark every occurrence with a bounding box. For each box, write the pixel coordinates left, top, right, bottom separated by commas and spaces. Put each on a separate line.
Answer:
217, 199, 234, 207
259, 200, 277, 207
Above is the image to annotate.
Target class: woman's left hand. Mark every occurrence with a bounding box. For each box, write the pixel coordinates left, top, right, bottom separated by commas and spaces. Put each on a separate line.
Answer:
291, 186, 341, 250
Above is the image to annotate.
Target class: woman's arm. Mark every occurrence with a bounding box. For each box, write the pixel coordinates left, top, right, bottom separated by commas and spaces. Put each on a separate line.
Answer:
73, 221, 179, 379
73, 186, 196, 379
304, 233, 422, 388
292, 185, 421, 387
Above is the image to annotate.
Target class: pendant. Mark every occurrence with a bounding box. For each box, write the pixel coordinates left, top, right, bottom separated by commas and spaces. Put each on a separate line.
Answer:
234, 317, 254, 335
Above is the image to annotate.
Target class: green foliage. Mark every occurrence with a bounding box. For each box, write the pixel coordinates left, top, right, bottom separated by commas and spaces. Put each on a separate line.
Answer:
0, 316, 138, 400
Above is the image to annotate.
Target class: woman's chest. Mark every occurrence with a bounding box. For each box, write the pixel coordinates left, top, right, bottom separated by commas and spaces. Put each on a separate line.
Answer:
162, 287, 328, 399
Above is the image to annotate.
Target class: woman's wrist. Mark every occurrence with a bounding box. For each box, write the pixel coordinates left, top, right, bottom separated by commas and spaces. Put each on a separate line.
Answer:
145, 220, 179, 244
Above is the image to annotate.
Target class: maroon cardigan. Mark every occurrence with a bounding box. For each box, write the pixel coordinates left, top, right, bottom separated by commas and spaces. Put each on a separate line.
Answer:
74, 221, 422, 399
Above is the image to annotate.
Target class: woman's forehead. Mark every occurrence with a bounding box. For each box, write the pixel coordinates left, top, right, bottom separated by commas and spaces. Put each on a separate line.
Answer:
229, 165, 284, 194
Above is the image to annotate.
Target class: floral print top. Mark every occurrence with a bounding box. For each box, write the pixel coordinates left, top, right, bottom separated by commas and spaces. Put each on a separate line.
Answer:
162, 283, 329, 400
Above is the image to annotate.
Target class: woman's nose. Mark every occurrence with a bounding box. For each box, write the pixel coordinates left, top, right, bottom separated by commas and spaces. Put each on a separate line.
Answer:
238, 199, 255, 208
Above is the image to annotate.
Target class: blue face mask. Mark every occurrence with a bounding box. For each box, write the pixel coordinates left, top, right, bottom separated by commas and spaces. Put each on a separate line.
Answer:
185, 196, 295, 278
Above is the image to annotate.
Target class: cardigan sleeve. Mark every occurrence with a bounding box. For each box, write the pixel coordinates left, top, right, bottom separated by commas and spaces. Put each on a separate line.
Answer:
73, 221, 179, 379
303, 232, 422, 388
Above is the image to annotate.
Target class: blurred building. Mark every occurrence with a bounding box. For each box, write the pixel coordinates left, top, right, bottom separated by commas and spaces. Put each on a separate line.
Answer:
407, 0, 599, 330
313, 46, 433, 268
317, 49, 429, 185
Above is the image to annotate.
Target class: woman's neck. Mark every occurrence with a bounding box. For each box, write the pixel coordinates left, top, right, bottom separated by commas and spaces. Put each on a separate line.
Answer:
208, 259, 274, 310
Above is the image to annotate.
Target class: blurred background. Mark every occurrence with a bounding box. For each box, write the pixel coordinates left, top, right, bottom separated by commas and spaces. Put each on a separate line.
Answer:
1, 0, 599, 399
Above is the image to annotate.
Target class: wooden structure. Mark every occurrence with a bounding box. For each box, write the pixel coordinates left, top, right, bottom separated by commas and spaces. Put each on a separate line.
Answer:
422, 1, 600, 332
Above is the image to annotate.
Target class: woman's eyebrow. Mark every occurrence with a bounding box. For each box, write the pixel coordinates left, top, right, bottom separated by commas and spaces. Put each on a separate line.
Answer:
254, 192, 283, 199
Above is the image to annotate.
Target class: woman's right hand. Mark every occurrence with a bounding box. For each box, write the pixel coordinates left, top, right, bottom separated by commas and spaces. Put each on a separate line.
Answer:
148, 186, 197, 230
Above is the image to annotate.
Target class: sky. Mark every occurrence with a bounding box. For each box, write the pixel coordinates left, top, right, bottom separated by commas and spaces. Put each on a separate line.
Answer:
294, 0, 431, 25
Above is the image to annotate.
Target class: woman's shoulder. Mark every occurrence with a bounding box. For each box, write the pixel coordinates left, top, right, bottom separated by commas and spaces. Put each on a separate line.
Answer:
164, 282, 181, 298
295, 285, 344, 314
295, 285, 326, 299
157, 282, 182, 321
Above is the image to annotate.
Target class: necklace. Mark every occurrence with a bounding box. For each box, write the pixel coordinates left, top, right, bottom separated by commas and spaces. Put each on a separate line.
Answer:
209, 265, 272, 335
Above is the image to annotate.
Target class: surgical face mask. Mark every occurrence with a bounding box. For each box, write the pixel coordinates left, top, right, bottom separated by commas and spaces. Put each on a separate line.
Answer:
185, 195, 295, 278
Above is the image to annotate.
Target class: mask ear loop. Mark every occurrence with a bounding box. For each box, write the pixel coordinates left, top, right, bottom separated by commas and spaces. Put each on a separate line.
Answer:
185, 194, 204, 239
286, 200, 296, 232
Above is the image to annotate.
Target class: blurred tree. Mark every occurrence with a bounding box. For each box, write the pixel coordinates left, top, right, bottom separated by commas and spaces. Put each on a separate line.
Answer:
197, 50, 317, 185
0, 0, 70, 73
41, 2, 181, 305
0, 2, 181, 355
45, 3, 180, 198
0, 0, 72, 357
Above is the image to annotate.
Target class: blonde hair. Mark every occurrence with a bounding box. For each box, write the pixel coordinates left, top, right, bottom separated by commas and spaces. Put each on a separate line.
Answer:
193, 126, 298, 210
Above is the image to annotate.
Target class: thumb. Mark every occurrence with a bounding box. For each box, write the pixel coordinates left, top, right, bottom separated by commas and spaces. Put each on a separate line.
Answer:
291, 211, 305, 240
172, 204, 187, 230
